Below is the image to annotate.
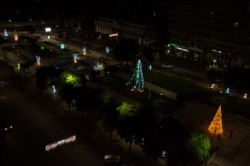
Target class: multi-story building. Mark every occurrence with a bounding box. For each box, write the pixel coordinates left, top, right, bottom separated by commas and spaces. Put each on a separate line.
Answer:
168, 0, 250, 68
94, 17, 158, 45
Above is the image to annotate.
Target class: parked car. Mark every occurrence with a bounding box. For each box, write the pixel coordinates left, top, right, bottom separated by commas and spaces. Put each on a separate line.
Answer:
104, 154, 121, 164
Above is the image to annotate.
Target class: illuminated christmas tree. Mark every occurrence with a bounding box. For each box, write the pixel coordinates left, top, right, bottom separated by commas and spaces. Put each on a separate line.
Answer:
126, 59, 144, 92
208, 105, 223, 135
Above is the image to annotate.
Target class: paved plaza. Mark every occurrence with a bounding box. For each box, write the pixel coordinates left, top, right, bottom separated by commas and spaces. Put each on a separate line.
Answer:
2, 36, 250, 166
171, 100, 250, 166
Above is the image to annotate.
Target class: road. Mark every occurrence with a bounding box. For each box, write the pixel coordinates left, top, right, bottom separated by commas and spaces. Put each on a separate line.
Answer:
0, 80, 105, 166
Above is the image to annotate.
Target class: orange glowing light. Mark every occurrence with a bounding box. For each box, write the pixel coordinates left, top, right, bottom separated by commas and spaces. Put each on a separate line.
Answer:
208, 105, 223, 135
14, 34, 18, 41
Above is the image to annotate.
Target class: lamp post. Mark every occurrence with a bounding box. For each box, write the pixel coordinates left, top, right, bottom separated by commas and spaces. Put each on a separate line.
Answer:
213, 59, 216, 66
148, 64, 152, 98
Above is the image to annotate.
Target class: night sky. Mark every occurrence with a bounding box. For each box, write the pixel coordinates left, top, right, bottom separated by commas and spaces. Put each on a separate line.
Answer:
1, 0, 166, 21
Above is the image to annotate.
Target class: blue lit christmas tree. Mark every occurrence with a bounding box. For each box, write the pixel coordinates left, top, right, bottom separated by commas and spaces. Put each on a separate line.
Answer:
126, 59, 144, 92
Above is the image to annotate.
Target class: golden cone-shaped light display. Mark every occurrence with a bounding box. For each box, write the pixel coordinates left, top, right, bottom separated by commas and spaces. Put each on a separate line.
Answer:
208, 105, 223, 135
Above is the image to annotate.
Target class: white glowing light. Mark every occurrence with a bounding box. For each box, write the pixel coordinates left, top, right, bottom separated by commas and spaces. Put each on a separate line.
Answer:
45, 27, 52, 32
52, 85, 56, 93
45, 135, 76, 152
109, 33, 118, 37
105, 46, 110, 54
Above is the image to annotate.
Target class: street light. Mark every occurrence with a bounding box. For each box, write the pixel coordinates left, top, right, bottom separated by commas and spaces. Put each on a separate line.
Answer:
213, 59, 216, 66
82, 46, 87, 55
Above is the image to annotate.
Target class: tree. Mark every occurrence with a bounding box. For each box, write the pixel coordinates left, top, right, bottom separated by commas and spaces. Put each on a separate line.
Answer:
134, 103, 157, 139
93, 87, 111, 109
206, 65, 226, 82
116, 102, 138, 119
93, 87, 119, 141
74, 86, 96, 113
102, 100, 119, 142
158, 116, 187, 143
116, 102, 139, 153
186, 131, 211, 165
143, 135, 165, 160
60, 71, 82, 87
158, 116, 190, 166
35, 65, 60, 91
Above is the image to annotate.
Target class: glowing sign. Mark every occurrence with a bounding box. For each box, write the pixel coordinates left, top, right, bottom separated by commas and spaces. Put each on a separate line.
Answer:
45, 135, 76, 152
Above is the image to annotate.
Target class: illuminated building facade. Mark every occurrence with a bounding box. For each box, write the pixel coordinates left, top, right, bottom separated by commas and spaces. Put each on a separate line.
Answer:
94, 17, 157, 44
168, 0, 250, 68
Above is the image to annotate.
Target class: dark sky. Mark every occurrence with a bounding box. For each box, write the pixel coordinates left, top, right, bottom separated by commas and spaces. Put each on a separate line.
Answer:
1, 0, 165, 21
